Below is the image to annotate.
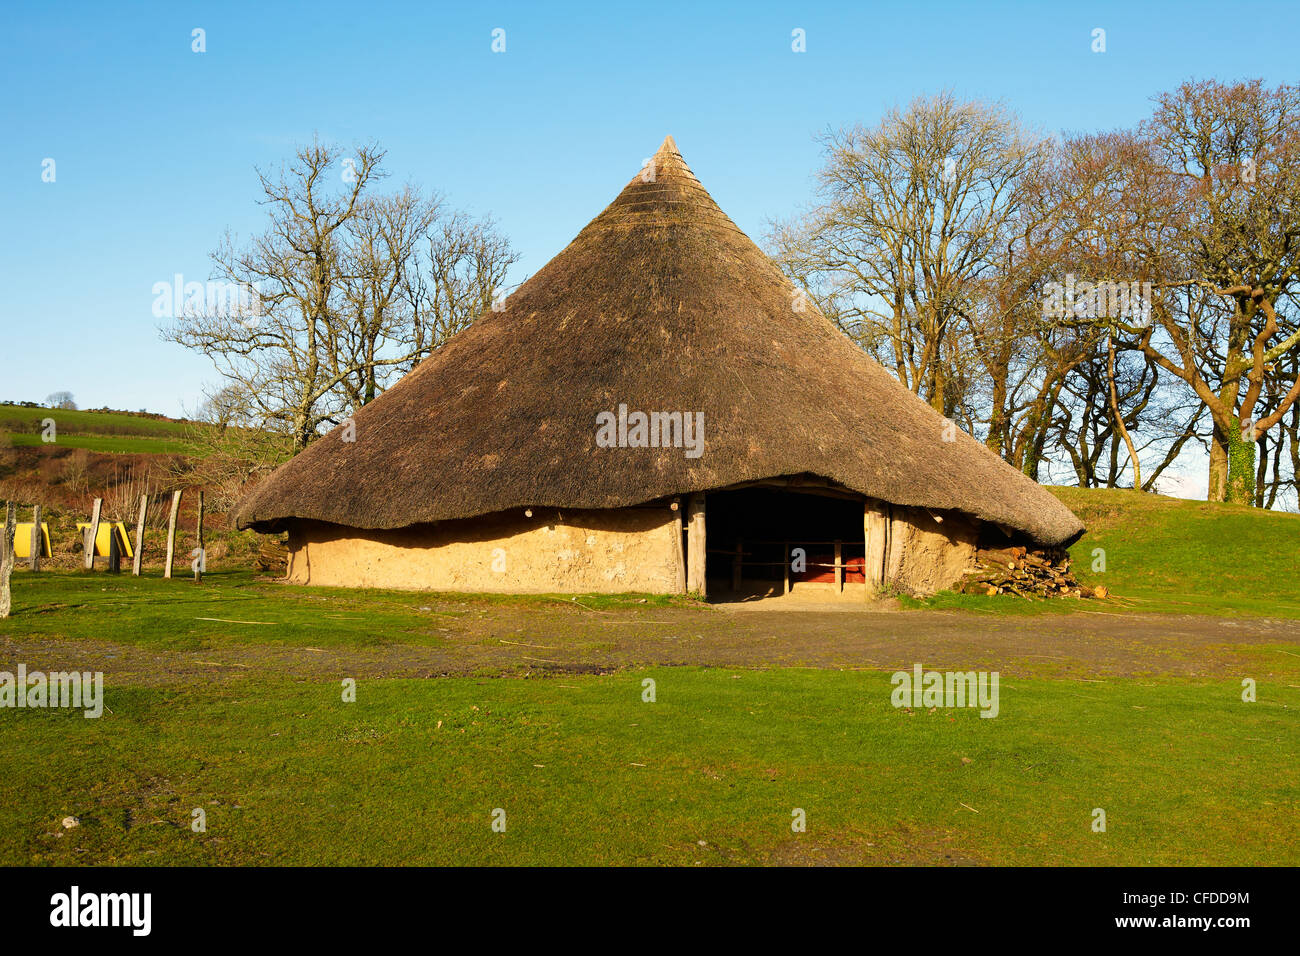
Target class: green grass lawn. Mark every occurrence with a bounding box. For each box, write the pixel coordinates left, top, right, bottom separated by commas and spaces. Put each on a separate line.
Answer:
3, 668, 1295, 866
0, 570, 688, 651
2, 488, 1299, 866
902, 488, 1300, 618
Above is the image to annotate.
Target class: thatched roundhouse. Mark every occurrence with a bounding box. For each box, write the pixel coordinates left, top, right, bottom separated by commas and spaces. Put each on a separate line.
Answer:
234, 137, 1083, 598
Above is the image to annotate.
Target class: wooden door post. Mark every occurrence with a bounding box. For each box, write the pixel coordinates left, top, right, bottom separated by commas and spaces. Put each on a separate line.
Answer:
864, 498, 888, 598
670, 499, 686, 594
686, 492, 706, 598
884, 504, 904, 583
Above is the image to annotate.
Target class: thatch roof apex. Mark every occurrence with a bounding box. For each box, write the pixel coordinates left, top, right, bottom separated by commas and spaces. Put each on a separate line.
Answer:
234, 138, 1084, 547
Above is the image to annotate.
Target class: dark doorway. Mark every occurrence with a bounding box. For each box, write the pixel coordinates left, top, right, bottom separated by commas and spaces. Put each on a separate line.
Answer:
703, 485, 865, 600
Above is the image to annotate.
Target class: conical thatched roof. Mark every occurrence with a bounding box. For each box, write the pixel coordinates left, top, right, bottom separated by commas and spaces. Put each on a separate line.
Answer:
235, 136, 1083, 546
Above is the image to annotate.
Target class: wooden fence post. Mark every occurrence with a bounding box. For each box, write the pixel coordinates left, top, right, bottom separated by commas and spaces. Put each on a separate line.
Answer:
84, 498, 102, 571
194, 490, 205, 584
164, 490, 183, 579
108, 528, 121, 573
132, 494, 147, 576
29, 505, 41, 572
0, 503, 15, 618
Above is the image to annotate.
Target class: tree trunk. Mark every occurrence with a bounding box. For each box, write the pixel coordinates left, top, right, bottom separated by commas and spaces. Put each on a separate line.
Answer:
985, 367, 1009, 457
1207, 423, 1229, 502
1225, 416, 1256, 505
294, 416, 313, 453
1107, 333, 1142, 490
928, 362, 946, 414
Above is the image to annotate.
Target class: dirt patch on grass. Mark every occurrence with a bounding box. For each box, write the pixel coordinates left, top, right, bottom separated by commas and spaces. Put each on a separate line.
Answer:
3, 599, 1298, 689
766, 828, 985, 866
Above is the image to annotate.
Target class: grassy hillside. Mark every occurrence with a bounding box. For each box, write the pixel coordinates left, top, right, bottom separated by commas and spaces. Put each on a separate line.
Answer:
0, 405, 196, 455
1053, 487, 1300, 616
0, 403, 260, 559
901, 487, 1300, 617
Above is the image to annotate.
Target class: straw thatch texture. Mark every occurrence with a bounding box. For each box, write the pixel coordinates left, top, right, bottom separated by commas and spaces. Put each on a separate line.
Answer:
235, 137, 1083, 546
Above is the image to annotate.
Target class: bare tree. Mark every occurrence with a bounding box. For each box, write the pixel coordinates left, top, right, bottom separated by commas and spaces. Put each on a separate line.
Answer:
770, 97, 1126, 485
164, 139, 518, 454
196, 384, 251, 431
959, 133, 1129, 477
165, 139, 387, 451
770, 93, 1049, 416
1121, 80, 1300, 503
335, 187, 439, 408
400, 210, 519, 374
770, 81, 1300, 506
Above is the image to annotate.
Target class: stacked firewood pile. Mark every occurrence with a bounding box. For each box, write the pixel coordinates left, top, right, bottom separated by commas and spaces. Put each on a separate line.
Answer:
255, 535, 289, 575
958, 545, 1108, 599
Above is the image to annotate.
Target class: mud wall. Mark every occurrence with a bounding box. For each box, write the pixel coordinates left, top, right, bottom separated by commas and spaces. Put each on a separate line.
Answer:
282, 501, 978, 597
885, 505, 979, 596
285, 506, 682, 594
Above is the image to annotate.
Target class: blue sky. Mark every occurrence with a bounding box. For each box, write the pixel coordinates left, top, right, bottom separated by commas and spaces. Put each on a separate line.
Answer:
2, 0, 1297, 435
